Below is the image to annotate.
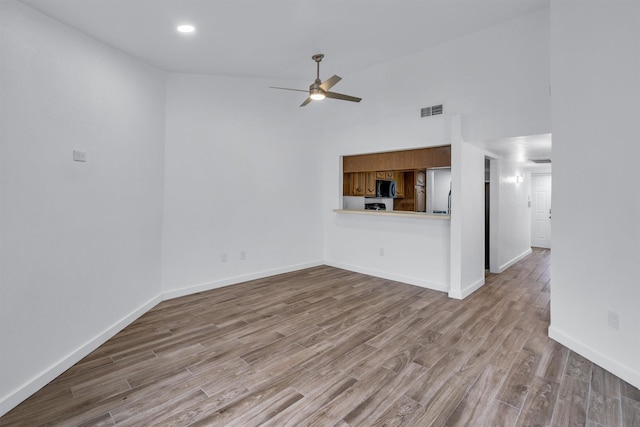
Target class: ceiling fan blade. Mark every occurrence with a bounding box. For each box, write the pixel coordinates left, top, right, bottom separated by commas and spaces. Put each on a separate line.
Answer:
300, 97, 312, 107
325, 91, 362, 103
269, 86, 309, 93
319, 75, 342, 91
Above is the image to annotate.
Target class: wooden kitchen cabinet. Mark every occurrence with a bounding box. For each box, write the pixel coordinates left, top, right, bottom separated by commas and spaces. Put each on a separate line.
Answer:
351, 172, 366, 196
393, 172, 404, 198
343, 173, 352, 196
344, 171, 392, 197
343, 172, 368, 196
385, 171, 394, 180
375, 171, 395, 180
394, 170, 416, 211
365, 172, 376, 197
343, 146, 451, 173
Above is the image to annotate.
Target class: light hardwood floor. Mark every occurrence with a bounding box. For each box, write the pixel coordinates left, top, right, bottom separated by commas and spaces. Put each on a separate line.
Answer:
2, 248, 639, 426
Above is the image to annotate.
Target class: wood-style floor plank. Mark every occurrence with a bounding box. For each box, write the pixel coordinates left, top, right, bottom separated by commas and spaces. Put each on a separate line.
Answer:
588, 363, 622, 427
444, 364, 509, 426
550, 375, 590, 426
262, 374, 357, 426
2, 248, 640, 426
515, 375, 560, 426
622, 398, 640, 427
371, 395, 423, 426
342, 362, 425, 426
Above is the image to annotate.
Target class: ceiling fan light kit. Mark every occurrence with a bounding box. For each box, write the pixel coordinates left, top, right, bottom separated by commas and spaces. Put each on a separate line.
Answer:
309, 87, 326, 101
270, 54, 361, 107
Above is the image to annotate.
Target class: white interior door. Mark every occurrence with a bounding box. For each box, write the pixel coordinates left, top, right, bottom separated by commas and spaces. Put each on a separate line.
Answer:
531, 174, 552, 248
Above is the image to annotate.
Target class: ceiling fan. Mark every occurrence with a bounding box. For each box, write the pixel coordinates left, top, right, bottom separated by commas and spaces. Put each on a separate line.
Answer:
270, 54, 362, 107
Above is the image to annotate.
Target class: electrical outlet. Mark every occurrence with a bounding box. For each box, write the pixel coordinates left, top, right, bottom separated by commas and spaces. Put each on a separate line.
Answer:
221, 252, 228, 263
608, 311, 620, 330
379, 248, 385, 256
240, 250, 246, 260
73, 150, 87, 162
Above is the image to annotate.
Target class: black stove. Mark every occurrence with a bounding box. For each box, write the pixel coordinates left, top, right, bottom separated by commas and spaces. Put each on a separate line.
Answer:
365, 203, 386, 211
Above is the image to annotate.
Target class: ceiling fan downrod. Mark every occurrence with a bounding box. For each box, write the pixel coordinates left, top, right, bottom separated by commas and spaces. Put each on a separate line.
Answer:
312, 53, 324, 83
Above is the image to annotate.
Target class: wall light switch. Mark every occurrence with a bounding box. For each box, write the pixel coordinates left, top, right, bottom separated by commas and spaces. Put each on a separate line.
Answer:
73, 150, 87, 162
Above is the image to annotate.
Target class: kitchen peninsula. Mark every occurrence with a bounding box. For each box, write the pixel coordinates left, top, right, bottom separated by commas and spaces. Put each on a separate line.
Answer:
339, 145, 451, 216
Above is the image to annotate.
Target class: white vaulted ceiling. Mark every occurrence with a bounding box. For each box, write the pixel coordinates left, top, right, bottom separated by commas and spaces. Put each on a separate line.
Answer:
19, 0, 549, 80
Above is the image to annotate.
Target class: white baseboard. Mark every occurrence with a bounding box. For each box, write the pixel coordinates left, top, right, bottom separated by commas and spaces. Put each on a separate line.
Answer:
324, 260, 450, 293
0, 295, 161, 417
549, 324, 640, 390
496, 248, 532, 273
449, 276, 485, 300
161, 260, 324, 301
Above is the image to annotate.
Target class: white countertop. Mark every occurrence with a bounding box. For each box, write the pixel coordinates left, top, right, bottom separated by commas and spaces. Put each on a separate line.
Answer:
333, 209, 451, 219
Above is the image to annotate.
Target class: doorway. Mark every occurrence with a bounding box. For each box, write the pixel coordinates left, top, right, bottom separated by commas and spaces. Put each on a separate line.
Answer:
484, 157, 491, 270
531, 174, 552, 248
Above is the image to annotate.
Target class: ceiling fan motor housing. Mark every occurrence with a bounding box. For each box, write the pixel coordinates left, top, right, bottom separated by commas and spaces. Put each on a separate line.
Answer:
309, 84, 326, 100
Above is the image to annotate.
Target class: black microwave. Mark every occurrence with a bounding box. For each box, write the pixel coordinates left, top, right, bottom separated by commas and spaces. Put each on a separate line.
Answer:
376, 180, 397, 198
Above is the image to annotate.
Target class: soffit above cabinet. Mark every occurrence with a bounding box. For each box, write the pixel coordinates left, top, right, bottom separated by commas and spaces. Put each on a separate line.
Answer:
343, 146, 451, 173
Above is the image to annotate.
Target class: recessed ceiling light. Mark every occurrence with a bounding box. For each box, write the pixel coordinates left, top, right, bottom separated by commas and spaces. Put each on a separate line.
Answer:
177, 24, 195, 33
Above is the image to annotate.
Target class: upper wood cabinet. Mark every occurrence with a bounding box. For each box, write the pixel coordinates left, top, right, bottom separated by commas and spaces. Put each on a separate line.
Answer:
375, 171, 394, 180
365, 172, 376, 197
343, 173, 352, 196
343, 145, 451, 173
351, 172, 366, 196
393, 172, 404, 198
344, 171, 407, 198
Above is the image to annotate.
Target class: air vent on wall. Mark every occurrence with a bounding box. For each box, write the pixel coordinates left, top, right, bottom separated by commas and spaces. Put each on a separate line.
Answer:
530, 159, 552, 164
421, 104, 443, 117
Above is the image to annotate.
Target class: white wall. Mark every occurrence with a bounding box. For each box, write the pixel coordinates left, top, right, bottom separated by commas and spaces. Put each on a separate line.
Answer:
450, 136, 487, 299
323, 8, 550, 292
550, 0, 640, 388
489, 158, 532, 272
161, 73, 324, 297
0, 0, 166, 414
322, 7, 551, 145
